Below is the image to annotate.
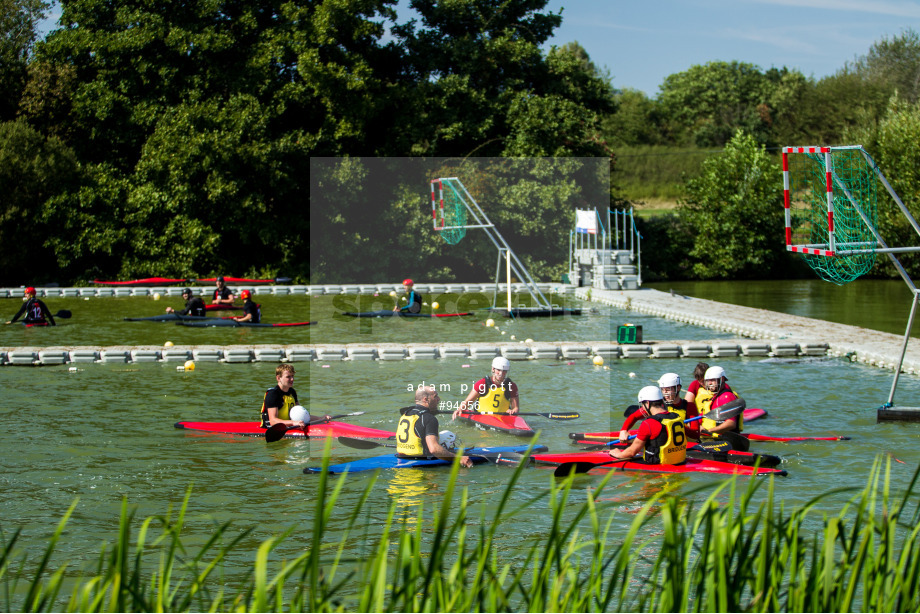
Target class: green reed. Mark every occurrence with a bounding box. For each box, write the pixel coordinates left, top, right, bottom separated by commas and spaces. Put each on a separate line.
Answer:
2, 454, 920, 612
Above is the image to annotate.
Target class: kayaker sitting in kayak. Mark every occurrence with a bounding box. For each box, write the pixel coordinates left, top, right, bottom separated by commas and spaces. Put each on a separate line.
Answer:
232, 289, 261, 323
259, 364, 308, 430
610, 386, 687, 465
393, 278, 423, 314
166, 288, 207, 316
212, 276, 235, 306
694, 366, 743, 436
452, 356, 519, 419
6, 286, 56, 326
398, 386, 473, 468
619, 372, 697, 442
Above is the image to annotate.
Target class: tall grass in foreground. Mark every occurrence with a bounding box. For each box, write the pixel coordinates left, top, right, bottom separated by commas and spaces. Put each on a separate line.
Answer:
2, 456, 920, 612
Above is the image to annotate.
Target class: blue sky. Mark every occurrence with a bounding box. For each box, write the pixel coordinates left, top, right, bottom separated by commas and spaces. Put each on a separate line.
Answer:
39, 0, 918, 98
542, 0, 920, 96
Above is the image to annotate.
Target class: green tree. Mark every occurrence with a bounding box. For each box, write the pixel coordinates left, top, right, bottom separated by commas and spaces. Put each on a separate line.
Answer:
855, 28, 920, 104
0, 0, 48, 120
0, 119, 80, 284
658, 61, 783, 147
679, 130, 787, 279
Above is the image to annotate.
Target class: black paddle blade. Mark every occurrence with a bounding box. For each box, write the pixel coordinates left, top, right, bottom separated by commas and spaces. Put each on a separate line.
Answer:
712, 430, 750, 452
265, 423, 295, 443
554, 461, 607, 477
338, 436, 394, 450
54, 310, 72, 319
623, 404, 639, 418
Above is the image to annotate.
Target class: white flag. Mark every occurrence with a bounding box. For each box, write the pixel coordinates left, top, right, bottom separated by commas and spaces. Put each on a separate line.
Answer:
575, 209, 597, 234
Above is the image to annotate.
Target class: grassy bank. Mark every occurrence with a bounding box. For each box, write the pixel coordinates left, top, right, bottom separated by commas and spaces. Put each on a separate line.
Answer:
2, 455, 919, 612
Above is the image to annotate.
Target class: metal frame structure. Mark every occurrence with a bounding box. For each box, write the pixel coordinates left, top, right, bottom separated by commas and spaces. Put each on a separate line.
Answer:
430, 177, 553, 311
783, 145, 920, 408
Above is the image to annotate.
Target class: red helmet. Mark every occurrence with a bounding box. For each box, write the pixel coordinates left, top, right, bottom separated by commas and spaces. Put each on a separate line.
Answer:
402, 278, 414, 286
24, 287, 36, 296
241, 289, 251, 299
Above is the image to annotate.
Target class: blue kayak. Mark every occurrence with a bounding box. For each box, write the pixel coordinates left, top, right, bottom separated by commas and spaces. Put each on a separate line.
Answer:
304, 444, 548, 474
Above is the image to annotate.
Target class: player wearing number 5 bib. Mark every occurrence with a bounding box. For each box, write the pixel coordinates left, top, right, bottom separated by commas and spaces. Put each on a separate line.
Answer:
452, 356, 519, 419
397, 386, 472, 467
609, 386, 687, 465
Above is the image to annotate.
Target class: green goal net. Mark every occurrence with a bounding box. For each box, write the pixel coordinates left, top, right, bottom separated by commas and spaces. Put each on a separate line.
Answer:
783, 147, 878, 285
431, 178, 468, 245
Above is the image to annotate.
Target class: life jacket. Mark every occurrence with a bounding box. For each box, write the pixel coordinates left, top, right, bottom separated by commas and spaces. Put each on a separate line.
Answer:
400, 290, 423, 314
696, 388, 744, 432
643, 411, 687, 465
664, 397, 689, 420
474, 375, 515, 414
259, 387, 297, 427
396, 406, 427, 456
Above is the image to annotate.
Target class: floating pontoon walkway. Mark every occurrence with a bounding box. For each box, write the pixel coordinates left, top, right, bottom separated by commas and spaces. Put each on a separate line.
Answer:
1, 287, 917, 376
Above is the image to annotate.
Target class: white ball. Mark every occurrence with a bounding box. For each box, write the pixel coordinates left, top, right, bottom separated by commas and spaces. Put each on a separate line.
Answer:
389, 290, 397, 297
486, 319, 495, 327
432, 301, 439, 309
629, 372, 636, 378
153, 293, 161, 300
525, 338, 534, 343
289, 405, 311, 423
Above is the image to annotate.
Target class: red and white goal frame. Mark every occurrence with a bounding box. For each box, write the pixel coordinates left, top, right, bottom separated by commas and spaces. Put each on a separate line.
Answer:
782, 146, 837, 256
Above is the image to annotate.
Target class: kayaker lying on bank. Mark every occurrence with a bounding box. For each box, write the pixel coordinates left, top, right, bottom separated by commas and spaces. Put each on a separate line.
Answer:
398, 386, 473, 468
610, 386, 687, 465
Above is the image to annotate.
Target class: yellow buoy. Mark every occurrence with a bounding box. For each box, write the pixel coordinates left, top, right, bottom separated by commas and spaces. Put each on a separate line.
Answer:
389, 290, 397, 297
153, 293, 161, 300
525, 338, 534, 343
432, 301, 439, 310
164, 341, 174, 347
184, 360, 196, 371
486, 319, 495, 327
592, 355, 604, 366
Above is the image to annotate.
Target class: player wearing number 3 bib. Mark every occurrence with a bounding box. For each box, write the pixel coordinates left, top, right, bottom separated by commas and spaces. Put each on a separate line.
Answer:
452, 356, 519, 420
609, 386, 687, 465
397, 386, 473, 467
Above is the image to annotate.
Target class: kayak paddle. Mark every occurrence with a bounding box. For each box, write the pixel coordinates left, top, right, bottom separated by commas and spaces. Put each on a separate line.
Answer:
53, 310, 72, 319
338, 436, 395, 450
447, 410, 580, 420
264, 412, 367, 442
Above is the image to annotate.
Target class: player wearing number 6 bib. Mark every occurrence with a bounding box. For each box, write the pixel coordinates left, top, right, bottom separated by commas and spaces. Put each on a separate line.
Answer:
609, 386, 687, 465
397, 386, 473, 468
452, 356, 519, 420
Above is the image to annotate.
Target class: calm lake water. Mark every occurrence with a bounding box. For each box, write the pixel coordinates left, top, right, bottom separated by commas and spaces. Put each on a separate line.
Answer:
3, 281, 920, 604
648, 278, 920, 337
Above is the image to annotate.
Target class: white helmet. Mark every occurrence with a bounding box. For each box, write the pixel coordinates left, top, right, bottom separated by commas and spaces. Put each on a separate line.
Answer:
491, 356, 510, 371
658, 373, 681, 388
289, 405, 311, 423
637, 385, 663, 403
704, 366, 726, 381
439, 430, 461, 450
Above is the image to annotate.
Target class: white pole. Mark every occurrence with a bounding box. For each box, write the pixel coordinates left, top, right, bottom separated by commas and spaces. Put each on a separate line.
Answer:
506, 249, 512, 312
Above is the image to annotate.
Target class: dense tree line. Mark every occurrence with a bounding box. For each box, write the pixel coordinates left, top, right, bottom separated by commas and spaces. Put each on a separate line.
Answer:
2, 0, 919, 284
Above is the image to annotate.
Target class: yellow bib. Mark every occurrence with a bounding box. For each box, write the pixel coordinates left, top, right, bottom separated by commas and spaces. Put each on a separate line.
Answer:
477, 381, 511, 414
396, 413, 424, 456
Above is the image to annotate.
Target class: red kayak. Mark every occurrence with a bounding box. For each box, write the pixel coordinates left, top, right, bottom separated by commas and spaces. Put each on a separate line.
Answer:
94, 277, 189, 286
205, 304, 243, 311
531, 452, 787, 476
456, 412, 535, 437
196, 277, 291, 285
746, 433, 850, 442
174, 421, 396, 440
573, 440, 783, 468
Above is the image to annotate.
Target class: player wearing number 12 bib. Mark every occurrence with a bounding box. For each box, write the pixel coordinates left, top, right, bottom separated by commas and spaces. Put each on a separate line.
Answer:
609, 386, 687, 465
